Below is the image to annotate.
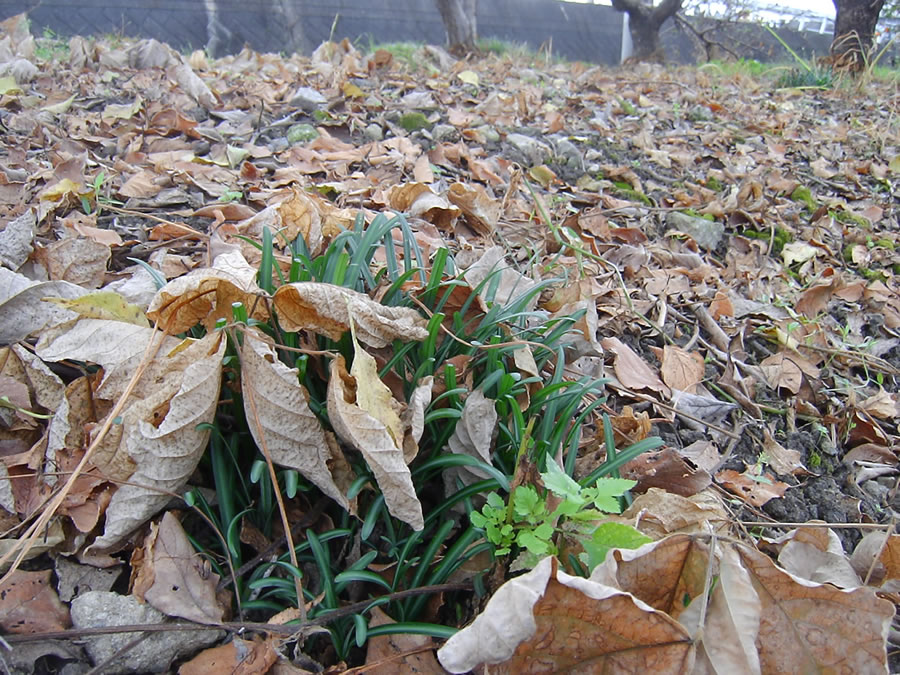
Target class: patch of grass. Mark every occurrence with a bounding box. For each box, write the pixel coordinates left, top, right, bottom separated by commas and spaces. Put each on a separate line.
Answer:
33, 26, 70, 61
774, 66, 834, 89
183, 209, 659, 660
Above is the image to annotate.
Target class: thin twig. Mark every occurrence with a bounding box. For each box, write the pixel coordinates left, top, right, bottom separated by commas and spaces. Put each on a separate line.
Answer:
237, 326, 307, 621
0, 323, 173, 583
740, 521, 895, 529
2, 581, 474, 644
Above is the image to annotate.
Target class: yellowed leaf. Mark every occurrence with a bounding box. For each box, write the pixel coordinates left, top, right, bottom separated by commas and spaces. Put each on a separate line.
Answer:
350, 320, 404, 448
326, 356, 423, 530
44, 291, 149, 327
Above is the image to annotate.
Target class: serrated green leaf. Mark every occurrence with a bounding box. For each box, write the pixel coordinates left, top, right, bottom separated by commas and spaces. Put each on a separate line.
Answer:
533, 522, 554, 540
470, 511, 488, 528
592, 495, 622, 513
517, 530, 551, 555
512, 485, 541, 517
486, 492, 505, 509
541, 456, 584, 502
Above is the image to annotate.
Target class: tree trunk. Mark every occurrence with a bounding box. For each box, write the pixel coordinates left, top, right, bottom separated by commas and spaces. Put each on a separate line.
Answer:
268, 0, 309, 55
436, 0, 478, 54
831, 0, 886, 71
612, 0, 684, 62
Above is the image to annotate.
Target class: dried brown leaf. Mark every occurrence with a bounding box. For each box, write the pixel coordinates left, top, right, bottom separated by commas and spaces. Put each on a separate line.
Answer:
273, 282, 428, 348
0, 569, 70, 633
147, 250, 268, 333
241, 328, 352, 510
136, 512, 225, 624
327, 356, 423, 530
601, 337, 671, 397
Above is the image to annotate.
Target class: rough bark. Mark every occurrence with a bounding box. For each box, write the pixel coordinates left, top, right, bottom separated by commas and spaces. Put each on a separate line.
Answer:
612, 0, 684, 62
436, 0, 478, 54
831, 0, 886, 71
268, 0, 309, 55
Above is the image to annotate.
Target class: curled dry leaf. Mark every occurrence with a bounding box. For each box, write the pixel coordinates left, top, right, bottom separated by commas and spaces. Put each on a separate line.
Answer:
437, 556, 694, 674
621, 447, 711, 497
132, 511, 225, 624
443, 533, 893, 675
0, 208, 35, 271
327, 355, 423, 530
617, 487, 731, 538
443, 389, 497, 495
462, 246, 540, 311
41, 234, 110, 289
601, 337, 671, 398
759, 351, 819, 395
761, 429, 807, 476
387, 182, 459, 229
715, 468, 788, 507
447, 182, 499, 235
45, 329, 226, 553
858, 388, 900, 420
850, 532, 900, 588
273, 282, 428, 348
737, 543, 893, 673
146, 249, 268, 333
235, 187, 325, 257
240, 328, 353, 511
775, 526, 861, 588
0, 267, 87, 344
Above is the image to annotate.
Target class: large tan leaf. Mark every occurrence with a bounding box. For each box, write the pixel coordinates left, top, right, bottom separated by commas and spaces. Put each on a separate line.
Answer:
0, 267, 87, 344
240, 328, 351, 511
273, 282, 428, 348
738, 543, 893, 673
36, 319, 179, 401
86, 332, 225, 552
350, 327, 404, 448
601, 337, 672, 398
326, 356, 423, 530
591, 534, 711, 622
146, 250, 268, 333
133, 512, 225, 624
443, 389, 496, 495
437, 556, 694, 673
680, 545, 762, 674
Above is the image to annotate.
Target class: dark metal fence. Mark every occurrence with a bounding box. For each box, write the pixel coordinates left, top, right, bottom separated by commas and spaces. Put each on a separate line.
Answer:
0, 0, 857, 66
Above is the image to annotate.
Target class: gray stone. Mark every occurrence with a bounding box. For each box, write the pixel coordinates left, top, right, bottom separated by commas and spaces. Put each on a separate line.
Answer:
665, 211, 725, 250
70, 591, 222, 674
269, 137, 290, 153
289, 86, 327, 111
554, 138, 582, 167
432, 123, 458, 143
863, 480, 890, 505
287, 123, 319, 144
476, 125, 500, 144
506, 133, 552, 166
364, 123, 384, 142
